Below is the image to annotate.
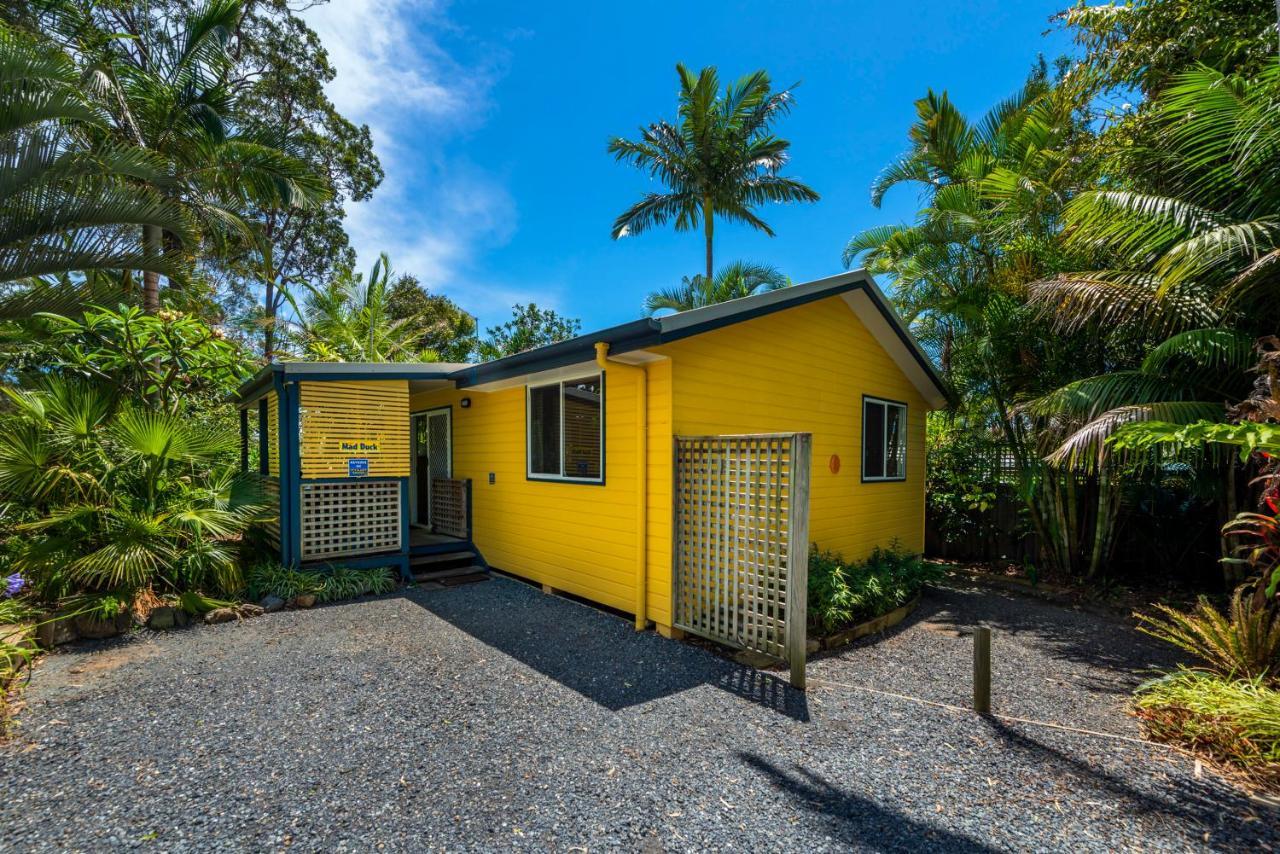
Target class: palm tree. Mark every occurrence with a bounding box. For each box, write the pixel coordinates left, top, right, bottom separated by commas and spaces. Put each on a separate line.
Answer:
608, 64, 819, 282
0, 378, 263, 600
1028, 63, 1280, 467
0, 23, 193, 318
53, 0, 327, 312
643, 261, 788, 315
295, 254, 433, 362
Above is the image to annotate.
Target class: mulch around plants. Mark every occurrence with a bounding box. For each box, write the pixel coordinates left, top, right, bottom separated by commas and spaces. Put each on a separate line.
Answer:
0, 576, 1275, 852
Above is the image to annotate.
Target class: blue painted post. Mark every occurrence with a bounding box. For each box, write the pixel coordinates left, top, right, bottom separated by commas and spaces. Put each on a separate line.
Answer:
285, 381, 303, 568
273, 374, 291, 566
398, 478, 412, 582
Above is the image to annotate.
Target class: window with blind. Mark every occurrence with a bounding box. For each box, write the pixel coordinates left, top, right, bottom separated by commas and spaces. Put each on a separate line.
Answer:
527, 375, 603, 482
863, 396, 907, 481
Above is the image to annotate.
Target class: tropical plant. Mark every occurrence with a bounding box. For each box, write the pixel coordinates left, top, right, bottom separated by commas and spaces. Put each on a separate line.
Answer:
1030, 64, 1280, 466
315, 566, 395, 603
477, 303, 581, 361
1136, 589, 1280, 682
32, 305, 249, 411
296, 254, 432, 362
385, 273, 477, 362
1134, 668, 1280, 790
0, 378, 264, 604
643, 261, 787, 316
0, 22, 194, 315
609, 63, 819, 281
807, 542, 940, 633
245, 562, 322, 602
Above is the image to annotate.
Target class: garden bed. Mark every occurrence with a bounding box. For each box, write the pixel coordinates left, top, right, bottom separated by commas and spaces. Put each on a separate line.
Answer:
812, 593, 920, 651
806, 543, 940, 648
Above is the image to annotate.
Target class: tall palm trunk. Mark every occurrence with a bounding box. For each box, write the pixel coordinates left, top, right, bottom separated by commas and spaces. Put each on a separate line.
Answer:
142, 224, 162, 312
702, 196, 714, 282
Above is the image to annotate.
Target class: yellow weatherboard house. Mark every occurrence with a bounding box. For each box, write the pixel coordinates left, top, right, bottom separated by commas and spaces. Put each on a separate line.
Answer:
234, 270, 949, 639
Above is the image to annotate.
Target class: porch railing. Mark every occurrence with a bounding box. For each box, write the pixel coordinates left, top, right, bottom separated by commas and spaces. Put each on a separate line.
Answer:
430, 477, 471, 540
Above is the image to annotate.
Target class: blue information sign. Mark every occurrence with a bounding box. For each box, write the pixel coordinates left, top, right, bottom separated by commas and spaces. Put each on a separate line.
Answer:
347, 458, 369, 478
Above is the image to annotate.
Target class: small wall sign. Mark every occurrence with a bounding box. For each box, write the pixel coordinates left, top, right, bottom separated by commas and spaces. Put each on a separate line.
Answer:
348, 458, 369, 478
340, 439, 380, 454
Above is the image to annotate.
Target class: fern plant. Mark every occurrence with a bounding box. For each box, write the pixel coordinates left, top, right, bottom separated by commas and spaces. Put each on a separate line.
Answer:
1136, 590, 1280, 683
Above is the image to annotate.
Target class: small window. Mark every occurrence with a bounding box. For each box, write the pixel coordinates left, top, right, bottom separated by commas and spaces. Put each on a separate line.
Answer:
527, 375, 603, 482
863, 397, 906, 481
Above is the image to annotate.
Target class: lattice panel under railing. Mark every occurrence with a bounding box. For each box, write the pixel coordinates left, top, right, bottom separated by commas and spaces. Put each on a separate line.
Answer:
300, 479, 401, 560
430, 477, 468, 539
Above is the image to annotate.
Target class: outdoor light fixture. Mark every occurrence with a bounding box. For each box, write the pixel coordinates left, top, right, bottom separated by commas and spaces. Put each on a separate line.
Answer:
460, 397, 471, 408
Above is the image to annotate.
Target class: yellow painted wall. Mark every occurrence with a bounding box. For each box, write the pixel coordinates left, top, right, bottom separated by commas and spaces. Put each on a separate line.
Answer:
408, 294, 928, 627
652, 295, 928, 574
299, 381, 410, 478
411, 363, 662, 614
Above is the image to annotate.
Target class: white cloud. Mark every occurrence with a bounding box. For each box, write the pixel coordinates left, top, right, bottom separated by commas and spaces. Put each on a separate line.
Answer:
302, 0, 538, 322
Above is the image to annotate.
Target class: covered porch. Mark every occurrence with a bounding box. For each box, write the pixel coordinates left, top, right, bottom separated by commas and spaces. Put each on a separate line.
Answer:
234, 362, 487, 582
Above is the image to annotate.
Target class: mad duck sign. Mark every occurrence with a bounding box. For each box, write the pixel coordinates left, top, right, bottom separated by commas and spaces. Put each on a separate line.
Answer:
341, 439, 380, 478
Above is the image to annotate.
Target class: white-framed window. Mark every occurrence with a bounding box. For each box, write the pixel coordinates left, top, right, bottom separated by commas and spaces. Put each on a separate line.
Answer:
527, 374, 604, 482
863, 396, 907, 481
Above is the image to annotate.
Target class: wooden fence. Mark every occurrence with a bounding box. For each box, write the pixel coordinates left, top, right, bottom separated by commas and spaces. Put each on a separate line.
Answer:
673, 433, 811, 689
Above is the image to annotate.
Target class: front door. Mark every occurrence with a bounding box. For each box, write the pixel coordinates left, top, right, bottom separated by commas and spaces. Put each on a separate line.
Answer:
411, 408, 452, 528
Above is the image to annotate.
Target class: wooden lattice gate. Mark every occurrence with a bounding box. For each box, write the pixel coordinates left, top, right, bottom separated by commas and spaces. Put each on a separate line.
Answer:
673, 433, 812, 689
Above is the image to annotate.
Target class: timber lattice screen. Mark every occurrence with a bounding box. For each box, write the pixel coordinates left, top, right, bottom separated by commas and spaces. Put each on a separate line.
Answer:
300, 479, 401, 561
430, 477, 469, 539
673, 433, 812, 689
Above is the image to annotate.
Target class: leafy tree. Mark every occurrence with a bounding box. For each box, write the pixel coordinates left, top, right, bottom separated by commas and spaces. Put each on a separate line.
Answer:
478, 304, 580, 361
1029, 64, 1280, 467
609, 63, 819, 282
385, 274, 477, 362
1061, 0, 1278, 97
35, 305, 250, 412
844, 67, 1125, 576
202, 0, 383, 359
643, 261, 787, 316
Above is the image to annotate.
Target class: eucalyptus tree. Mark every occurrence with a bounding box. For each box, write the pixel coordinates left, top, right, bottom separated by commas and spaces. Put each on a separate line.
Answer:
608, 64, 819, 282
643, 261, 787, 316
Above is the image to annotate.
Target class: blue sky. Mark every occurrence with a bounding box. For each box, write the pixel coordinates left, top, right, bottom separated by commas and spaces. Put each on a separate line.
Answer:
304, 0, 1075, 334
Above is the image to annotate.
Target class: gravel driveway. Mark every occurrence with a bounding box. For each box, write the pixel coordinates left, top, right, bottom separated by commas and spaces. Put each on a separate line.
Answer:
1, 575, 1275, 852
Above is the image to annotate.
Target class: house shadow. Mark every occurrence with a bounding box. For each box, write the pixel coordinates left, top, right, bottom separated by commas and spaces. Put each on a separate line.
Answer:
738, 752, 998, 852
403, 576, 809, 721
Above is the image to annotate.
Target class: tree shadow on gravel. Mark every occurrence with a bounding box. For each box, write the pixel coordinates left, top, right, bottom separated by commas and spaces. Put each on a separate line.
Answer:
738, 752, 998, 853
982, 716, 1271, 843
908, 585, 1181, 692
406, 579, 809, 721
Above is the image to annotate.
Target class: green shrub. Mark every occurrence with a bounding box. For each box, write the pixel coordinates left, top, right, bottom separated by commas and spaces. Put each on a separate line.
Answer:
807, 541, 941, 634
316, 566, 396, 603
1134, 668, 1280, 790
1136, 590, 1280, 683
246, 563, 395, 604
245, 563, 322, 602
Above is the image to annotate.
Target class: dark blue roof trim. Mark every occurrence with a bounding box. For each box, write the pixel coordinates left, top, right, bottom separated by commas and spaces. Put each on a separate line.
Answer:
232, 271, 951, 406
